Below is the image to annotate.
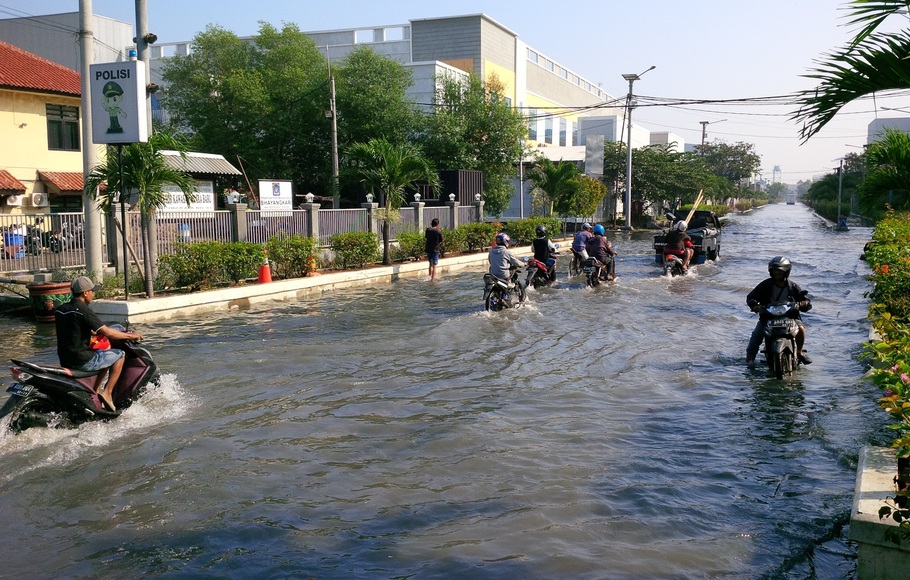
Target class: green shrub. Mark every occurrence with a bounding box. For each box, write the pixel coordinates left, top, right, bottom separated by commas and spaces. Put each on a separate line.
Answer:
329, 231, 380, 268
440, 227, 466, 256
265, 234, 320, 279
394, 232, 425, 261
503, 216, 562, 245
457, 222, 498, 252
224, 242, 264, 282
158, 241, 261, 289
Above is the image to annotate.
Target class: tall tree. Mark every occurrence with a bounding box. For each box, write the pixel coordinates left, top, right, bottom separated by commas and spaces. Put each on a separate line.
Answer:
85, 132, 196, 297
161, 23, 331, 198
860, 127, 910, 218
418, 73, 527, 217
527, 157, 582, 217
345, 139, 439, 265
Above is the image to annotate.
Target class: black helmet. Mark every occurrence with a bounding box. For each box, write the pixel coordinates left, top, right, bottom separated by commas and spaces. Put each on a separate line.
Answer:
768, 256, 792, 277
535, 225, 547, 238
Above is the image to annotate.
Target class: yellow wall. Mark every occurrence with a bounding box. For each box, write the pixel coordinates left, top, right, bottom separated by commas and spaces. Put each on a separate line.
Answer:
484, 60, 517, 102
0, 89, 98, 215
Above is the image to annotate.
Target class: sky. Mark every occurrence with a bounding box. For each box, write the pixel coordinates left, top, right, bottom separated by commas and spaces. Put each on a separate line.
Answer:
4, 0, 910, 185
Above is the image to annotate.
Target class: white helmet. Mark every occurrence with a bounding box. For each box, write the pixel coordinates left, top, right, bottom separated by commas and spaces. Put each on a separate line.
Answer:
674, 220, 688, 232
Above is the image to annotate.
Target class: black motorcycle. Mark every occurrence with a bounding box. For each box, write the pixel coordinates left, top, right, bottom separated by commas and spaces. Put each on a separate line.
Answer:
757, 301, 802, 379
483, 268, 526, 311
582, 257, 613, 287
0, 340, 159, 433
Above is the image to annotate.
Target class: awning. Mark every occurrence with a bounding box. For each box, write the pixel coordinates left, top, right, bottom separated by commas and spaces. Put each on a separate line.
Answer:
160, 150, 242, 176
39, 171, 84, 195
0, 170, 26, 194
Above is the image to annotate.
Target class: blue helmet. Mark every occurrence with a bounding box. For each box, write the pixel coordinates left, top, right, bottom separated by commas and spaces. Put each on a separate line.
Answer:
593, 224, 605, 236
495, 232, 511, 247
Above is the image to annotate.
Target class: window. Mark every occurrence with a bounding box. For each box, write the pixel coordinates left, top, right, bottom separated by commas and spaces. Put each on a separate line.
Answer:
559, 119, 567, 146
545, 118, 553, 144
545, 59, 554, 72
560, 68, 568, 80
46, 104, 80, 151
528, 109, 538, 141
528, 50, 538, 63
49, 195, 83, 212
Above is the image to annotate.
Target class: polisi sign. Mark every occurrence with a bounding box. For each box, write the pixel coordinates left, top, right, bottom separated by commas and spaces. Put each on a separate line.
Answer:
89, 61, 148, 144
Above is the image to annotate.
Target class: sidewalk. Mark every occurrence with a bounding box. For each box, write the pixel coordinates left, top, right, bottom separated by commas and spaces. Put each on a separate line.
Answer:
92, 247, 533, 324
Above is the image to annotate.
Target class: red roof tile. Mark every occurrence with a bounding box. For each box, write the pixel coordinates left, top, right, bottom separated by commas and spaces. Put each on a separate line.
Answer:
0, 170, 26, 193
0, 40, 81, 97
39, 171, 84, 193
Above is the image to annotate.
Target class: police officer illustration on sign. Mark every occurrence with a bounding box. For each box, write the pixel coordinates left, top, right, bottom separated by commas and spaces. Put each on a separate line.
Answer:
102, 81, 126, 134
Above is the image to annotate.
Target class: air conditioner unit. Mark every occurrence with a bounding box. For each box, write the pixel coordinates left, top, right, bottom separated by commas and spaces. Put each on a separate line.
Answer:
30, 193, 49, 207
5, 195, 23, 206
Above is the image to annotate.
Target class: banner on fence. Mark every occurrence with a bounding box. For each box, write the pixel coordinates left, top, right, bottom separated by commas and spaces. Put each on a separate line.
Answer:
159, 180, 215, 212
258, 180, 293, 216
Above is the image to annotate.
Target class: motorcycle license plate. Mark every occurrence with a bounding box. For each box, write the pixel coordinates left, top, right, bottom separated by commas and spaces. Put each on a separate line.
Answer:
5, 382, 33, 397
769, 319, 790, 328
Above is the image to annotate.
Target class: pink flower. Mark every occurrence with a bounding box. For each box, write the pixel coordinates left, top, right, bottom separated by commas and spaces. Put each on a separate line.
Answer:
902, 373, 910, 385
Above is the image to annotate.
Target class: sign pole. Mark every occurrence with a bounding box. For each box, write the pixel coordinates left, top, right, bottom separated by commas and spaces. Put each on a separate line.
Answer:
117, 144, 129, 300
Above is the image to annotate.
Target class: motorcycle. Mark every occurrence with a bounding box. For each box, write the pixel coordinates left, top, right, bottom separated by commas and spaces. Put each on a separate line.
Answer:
483, 268, 526, 311
661, 252, 687, 277
582, 256, 613, 287
524, 245, 560, 290
25, 220, 45, 255
0, 340, 159, 433
757, 301, 802, 379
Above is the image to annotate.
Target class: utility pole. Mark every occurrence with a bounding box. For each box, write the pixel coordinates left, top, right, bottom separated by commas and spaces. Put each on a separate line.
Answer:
699, 119, 726, 153
327, 48, 339, 208
79, 0, 103, 280
621, 65, 654, 229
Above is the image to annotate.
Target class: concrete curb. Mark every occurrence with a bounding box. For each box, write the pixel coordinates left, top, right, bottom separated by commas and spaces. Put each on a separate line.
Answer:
92, 247, 533, 324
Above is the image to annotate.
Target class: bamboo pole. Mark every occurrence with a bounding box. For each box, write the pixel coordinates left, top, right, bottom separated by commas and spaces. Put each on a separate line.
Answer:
684, 189, 704, 225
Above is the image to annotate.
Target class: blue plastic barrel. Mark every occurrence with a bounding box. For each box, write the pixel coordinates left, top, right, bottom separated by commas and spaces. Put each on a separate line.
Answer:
179, 224, 190, 243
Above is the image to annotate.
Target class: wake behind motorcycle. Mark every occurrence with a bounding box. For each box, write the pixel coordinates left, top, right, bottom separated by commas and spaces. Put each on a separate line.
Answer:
0, 340, 158, 433
483, 268, 526, 311
757, 301, 802, 379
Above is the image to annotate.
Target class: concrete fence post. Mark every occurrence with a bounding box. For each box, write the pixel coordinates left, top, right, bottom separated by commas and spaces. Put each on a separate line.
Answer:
446, 201, 459, 229
299, 202, 321, 240
226, 202, 248, 242
474, 200, 485, 224
410, 201, 425, 231
361, 202, 379, 235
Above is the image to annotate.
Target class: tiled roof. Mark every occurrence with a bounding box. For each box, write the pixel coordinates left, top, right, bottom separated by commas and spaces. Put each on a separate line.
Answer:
39, 171, 84, 192
0, 170, 26, 193
160, 150, 242, 175
0, 40, 81, 96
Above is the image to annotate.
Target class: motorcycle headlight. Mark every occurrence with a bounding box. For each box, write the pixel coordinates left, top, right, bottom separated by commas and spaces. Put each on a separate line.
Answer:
766, 304, 790, 316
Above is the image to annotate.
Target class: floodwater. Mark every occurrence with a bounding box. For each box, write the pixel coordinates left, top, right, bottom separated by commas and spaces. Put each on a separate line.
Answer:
0, 203, 889, 578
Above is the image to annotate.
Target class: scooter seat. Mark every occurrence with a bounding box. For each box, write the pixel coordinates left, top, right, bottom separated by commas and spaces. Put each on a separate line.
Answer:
10, 359, 98, 379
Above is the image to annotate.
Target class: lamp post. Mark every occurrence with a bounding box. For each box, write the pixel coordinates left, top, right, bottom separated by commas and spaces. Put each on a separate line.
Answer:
835, 157, 848, 231
518, 139, 525, 219
699, 118, 727, 151
622, 65, 655, 229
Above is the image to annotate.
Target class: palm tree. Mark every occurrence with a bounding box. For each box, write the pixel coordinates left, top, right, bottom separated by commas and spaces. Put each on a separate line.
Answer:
860, 127, 910, 217
345, 138, 439, 265
85, 132, 196, 297
527, 156, 582, 217
794, 0, 910, 140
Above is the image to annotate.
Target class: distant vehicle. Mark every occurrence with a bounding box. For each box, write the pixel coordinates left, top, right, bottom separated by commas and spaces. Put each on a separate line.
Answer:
653, 209, 722, 265
786, 193, 797, 205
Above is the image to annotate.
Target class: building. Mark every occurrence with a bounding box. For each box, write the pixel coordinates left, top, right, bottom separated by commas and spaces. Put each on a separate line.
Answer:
0, 40, 102, 215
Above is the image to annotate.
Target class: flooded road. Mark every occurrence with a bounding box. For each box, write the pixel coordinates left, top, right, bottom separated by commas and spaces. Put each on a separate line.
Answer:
0, 203, 888, 578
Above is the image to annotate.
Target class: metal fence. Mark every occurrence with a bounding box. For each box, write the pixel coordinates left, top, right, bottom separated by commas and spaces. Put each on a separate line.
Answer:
1, 204, 480, 275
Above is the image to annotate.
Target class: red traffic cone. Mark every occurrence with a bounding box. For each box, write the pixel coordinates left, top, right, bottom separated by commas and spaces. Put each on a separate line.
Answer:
258, 251, 272, 283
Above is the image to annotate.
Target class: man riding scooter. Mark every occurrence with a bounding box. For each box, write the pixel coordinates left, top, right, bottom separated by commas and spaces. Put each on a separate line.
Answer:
531, 225, 559, 284
663, 220, 694, 272
584, 224, 616, 281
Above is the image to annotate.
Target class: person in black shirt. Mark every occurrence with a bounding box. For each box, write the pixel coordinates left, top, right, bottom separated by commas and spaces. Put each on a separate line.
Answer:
531, 225, 558, 283
664, 220, 694, 271
745, 256, 812, 365
424, 218, 444, 282
55, 276, 143, 412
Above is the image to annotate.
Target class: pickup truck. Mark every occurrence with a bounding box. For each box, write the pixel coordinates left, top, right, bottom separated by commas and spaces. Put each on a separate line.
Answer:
653, 209, 722, 265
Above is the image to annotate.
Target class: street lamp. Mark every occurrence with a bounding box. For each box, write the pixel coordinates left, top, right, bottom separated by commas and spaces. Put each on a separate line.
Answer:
699, 119, 727, 151
834, 157, 848, 231
622, 65, 655, 229
518, 139, 525, 219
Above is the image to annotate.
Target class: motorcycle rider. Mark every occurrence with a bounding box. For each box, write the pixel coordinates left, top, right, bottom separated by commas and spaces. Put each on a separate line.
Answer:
531, 225, 558, 283
745, 256, 812, 365
488, 232, 525, 289
664, 220, 694, 271
584, 224, 616, 280
571, 222, 593, 273
55, 276, 143, 412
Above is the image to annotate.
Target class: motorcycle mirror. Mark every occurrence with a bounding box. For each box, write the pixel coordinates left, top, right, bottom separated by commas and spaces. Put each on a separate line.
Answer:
554, 243, 561, 248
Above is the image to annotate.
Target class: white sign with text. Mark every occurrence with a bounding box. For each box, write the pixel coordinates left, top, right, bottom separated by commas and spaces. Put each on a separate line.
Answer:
89, 61, 148, 144
258, 180, 293, 215
159, 180, 213, 212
